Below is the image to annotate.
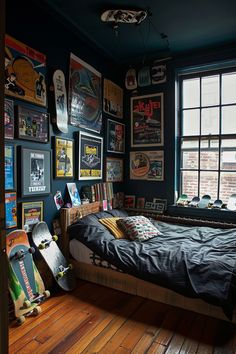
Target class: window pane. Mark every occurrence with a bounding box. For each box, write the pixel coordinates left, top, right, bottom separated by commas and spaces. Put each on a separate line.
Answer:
202, 75, 219, 107
181, 139, 199, 169
201, 107, 219, 135
220, 172, 236, 203
182, 109, 200, 136
221, 139, 236, 170
222, 72, 236, 104
221, 105, 236, 134
181, 171, 198, 199
183, 78, 200, 108
199, 171, 218, 201
200, 139, 219, 170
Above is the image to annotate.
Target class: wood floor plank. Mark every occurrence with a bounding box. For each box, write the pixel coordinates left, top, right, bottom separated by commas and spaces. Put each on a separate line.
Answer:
196, 316, 220, 354
153, 307, 182, 346
80, 296, 144, 354
179, 315, 205, 354
99, 300, 168, 353
146, 341, 167, 354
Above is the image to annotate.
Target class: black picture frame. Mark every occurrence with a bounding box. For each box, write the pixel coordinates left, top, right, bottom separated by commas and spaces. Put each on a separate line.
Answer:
22, 201, 44, 232
54, 136, 74, 179
4, 98, 14, 139
21, 147, 51, 197
78, 131, 103, 180
5, 144, 16, 191
107, 119, 125, 154
16, 105, 49, 143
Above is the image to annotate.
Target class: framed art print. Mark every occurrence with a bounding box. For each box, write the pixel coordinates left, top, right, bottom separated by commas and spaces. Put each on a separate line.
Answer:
55, 137, 74, 178
131, 93, 164, 147
21, 147, 51, 197
5, 192, 17, 229
106, 157, 123, 182
4, 98, 14, 139
22, 201, 43, 232
103, 78, 123, 119
5, 35, 47, 107
17, 105, 49, 143
107, 119, 125, 154
69, 53, 102, 133
124, 195, 136, 209
78, 131, 103, 180
130, 151, 164, 181
5, 144, 16, 191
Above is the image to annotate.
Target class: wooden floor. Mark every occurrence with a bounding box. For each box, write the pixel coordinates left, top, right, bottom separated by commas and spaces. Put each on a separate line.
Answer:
9, 280, 236, 354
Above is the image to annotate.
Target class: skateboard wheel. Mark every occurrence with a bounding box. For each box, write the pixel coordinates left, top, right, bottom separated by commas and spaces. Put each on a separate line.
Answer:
29, 247, 35, 254
44, 290, 50, 298
52, 235, 58, 242
23, 300, 31, 309
33, 306, 42, 316
39, 243, 46, 250
56, 271, 64, 279
16, 315, 25, 325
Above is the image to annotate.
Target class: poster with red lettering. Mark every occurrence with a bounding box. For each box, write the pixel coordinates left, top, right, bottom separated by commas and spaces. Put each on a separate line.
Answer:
131, 93, 164, 147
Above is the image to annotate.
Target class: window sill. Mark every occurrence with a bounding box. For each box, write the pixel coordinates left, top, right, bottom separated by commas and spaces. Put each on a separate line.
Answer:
168, 205, 236, 225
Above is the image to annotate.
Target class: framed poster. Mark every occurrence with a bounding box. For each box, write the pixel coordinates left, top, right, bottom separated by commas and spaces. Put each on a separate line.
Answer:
103, 78, 123, 119
5, 144, 16, 191
78, 131, 103, 180
136, 197, 145, 209
55, 137, 74, 178
69, 53, 102, 133
5, 192, 17, 229
21, 147, 51, 197
106, 157, 123, 182
130, 151, 164, 181
107, 119, 125, 154
5, 34, 47, 107
22, 201, 43, 232
17, 105, 49, 143
4, 98, 14, 139
131, 93, 164, 147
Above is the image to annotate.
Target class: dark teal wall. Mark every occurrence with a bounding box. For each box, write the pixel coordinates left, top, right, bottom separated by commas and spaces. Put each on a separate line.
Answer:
6, 0, 124, 230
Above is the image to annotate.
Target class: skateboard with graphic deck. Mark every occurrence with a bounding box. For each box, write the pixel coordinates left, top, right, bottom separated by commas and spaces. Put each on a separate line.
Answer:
198, 195, 211, 208
176, 194, 188, 206
6, 230, 50, 325
32, 221, 76, 291
53, 69, 68, 133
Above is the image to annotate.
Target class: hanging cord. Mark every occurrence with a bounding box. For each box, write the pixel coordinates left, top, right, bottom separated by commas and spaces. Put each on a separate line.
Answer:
138, 15, 151, 65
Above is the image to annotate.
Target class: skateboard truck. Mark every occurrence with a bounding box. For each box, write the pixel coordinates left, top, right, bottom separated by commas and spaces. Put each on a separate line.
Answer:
11, 247, 35, 261
38, 235, 58, 250
56, 264, 73, 280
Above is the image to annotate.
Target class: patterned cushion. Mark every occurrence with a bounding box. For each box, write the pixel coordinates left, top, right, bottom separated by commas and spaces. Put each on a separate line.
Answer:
116, 216, 160, 241
99, 217, 126, 239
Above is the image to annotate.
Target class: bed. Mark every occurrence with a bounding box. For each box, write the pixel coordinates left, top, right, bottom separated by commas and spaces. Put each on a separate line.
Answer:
60, 204, 236, 323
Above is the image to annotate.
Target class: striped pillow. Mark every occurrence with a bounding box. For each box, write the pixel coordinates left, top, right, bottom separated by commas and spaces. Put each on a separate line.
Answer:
99, 217, 126, 239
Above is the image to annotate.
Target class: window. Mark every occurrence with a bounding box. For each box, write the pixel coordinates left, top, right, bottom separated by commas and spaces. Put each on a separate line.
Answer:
178, 65, 236, 203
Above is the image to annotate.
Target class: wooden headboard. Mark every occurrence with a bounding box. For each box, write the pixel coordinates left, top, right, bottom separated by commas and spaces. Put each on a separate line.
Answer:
60, 202, 100, 256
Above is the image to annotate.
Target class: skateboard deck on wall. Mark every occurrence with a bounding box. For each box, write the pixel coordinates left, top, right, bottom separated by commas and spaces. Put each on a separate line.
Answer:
125, 68, 137, 90
138, 66, 151, 87
32, 221, 76, 291
101, 9, 147, 25
6, 230, 50, 325
53, 69, 68, 133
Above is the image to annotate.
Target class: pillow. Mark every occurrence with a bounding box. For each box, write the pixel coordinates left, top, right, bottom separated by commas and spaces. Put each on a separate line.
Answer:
116, 216, 161, 241
99, 217, 126, 239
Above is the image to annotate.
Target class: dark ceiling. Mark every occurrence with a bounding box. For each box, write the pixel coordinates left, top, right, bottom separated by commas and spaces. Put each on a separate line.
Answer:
43, 0, 236, 64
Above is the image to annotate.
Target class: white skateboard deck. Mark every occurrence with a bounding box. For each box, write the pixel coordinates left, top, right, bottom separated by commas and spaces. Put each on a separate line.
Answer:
53, 70, 68, 133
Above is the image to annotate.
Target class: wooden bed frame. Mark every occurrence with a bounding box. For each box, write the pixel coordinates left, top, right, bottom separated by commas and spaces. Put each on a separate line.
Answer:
60, 203, 236, 323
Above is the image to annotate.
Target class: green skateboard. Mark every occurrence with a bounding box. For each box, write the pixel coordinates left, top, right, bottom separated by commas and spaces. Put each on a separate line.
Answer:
6, 230, 50, 325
